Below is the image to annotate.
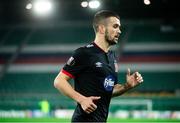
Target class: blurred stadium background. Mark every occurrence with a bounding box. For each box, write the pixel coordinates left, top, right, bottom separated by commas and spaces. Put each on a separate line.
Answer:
0, 0, 180, 122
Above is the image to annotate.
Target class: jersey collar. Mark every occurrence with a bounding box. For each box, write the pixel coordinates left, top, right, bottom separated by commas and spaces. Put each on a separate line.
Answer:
93, 42, 108, 53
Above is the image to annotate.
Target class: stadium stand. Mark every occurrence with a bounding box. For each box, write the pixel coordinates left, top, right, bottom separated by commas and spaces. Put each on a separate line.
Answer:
0, 20, 180, 112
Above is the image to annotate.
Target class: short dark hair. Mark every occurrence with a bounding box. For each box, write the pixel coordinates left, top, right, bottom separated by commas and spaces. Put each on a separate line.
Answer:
93, 10, 120, 33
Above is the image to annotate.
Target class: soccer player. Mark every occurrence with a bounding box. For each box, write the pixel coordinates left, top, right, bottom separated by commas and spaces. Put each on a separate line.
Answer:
54, 10, 143, 122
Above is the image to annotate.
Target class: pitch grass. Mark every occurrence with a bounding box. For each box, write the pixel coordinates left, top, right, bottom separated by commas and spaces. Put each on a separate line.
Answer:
1, 118, 180, 122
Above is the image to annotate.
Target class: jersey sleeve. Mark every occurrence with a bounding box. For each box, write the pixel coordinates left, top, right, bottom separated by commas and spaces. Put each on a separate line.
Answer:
62, 47, 87, 78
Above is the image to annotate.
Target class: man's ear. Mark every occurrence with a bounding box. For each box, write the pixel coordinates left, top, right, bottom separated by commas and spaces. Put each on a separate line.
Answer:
98, 24, 106, 34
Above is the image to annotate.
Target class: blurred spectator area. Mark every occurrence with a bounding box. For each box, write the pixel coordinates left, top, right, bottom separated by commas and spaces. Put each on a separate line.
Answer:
0, 20, 180, 111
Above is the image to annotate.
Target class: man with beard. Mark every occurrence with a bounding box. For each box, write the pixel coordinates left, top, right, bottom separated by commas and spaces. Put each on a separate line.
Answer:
54, 10, 143, 122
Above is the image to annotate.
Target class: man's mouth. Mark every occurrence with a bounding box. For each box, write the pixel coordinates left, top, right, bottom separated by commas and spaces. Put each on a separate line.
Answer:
115, 35, 119, 39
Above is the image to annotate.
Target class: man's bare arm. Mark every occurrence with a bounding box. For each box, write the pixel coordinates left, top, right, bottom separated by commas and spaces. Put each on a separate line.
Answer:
54, 71, 85, 103
112, 83, 131, 97
112, 68, 143, 97
54, 71, 100, 114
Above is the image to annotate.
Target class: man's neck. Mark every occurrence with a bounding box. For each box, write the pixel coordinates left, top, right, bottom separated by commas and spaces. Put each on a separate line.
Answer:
94, 36, 110, 53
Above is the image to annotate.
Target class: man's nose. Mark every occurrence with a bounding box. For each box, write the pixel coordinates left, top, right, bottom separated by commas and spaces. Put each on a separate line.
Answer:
118, 29, 121, 34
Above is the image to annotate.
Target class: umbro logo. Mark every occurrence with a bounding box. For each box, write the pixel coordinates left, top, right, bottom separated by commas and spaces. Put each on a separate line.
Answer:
95, 62, 102, 67
86, 44, 94, 48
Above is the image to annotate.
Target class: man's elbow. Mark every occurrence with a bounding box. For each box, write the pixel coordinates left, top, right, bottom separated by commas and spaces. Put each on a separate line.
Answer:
54, 72, 70, 90
54, 77, 60, 89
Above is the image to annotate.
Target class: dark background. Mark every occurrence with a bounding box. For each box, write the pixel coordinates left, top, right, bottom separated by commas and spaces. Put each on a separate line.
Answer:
1, 0, 179, 25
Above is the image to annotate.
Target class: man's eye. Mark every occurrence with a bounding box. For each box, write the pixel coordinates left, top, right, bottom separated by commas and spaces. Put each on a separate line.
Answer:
113, 24, 119, 28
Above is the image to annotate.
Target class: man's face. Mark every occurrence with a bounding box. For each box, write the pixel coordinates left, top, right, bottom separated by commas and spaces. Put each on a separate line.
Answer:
104, 17, 121, 45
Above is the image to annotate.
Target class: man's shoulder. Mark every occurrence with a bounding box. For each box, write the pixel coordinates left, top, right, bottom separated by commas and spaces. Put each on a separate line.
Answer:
71, 43, 95, 60
75, 43, 95, 53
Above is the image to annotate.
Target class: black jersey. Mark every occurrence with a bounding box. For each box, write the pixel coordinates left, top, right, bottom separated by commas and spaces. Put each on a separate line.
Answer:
62, 42, 118, 122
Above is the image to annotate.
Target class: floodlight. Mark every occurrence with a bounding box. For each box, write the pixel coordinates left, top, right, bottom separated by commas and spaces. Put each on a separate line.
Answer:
88, 0, 100, 9
26, 3, 32, 10
81, 1, 88, 8
144, 0, 151, 5
33, 0, 53, 16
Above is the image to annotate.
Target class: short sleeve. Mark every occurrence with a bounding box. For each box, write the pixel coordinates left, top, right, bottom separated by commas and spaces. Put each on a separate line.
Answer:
62, 47, 87, 78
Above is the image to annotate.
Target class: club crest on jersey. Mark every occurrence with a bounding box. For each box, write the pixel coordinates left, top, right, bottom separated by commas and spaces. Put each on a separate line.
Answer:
104, 75, 115, 91
95, 62, 103, 67
67, 57, 75, 66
